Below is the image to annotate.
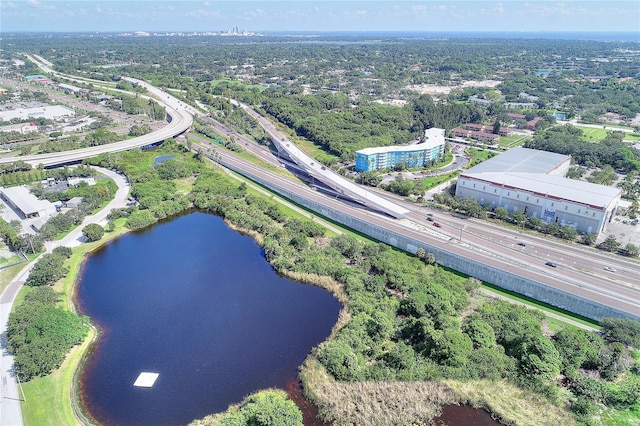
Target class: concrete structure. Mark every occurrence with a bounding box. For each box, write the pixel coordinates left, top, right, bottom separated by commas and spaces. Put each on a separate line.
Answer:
455, 147, 621, 234
355, 128, 446, 172
0, 186, 57, 218
213, 153, 638, 322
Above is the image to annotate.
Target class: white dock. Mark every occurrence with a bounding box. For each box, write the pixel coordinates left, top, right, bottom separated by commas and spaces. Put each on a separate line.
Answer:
133, 372, 159, 388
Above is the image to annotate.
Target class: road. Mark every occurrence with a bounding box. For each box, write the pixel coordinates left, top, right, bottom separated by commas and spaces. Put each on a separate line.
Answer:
196, 104, 640, 320
0, 56, 196, 168
0, 167, 130, 426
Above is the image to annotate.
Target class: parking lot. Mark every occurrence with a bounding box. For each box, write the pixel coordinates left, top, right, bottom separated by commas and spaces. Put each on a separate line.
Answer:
598, 216, 640, 248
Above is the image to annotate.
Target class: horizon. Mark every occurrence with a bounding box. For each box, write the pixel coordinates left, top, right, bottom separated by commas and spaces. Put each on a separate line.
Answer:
1, 1, 639, 34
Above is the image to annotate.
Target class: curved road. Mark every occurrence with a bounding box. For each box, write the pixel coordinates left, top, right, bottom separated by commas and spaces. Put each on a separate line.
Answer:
0, 167, 130, 426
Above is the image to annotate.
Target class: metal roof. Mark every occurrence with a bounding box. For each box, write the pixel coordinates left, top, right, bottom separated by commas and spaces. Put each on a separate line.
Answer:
1, 186, 56, 214
463, 172, 622, 209
465, 147, 569, 174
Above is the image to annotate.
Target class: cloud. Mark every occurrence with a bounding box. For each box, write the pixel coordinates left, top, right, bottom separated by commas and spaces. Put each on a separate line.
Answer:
493, 2, 504, 14
0, 1, 18, 10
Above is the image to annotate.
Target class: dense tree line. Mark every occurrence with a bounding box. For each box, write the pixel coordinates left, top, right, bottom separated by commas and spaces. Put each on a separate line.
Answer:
25, 246, 72, 287
7, 286, 89, 381
85, 146, 640, 423
525, 125, 640, 172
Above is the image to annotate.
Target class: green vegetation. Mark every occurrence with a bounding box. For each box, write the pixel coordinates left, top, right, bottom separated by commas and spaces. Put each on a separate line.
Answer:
81, 223, 104, 242
25, 246, 72, 287
526, 125, 640, 172
4, 146, 637, 425
7, 286, 89, 381
190, 389, 302, 426
3, 32, 640, 425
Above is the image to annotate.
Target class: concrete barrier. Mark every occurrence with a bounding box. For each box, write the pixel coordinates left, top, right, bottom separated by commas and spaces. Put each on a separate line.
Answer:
217, 157, 638, 322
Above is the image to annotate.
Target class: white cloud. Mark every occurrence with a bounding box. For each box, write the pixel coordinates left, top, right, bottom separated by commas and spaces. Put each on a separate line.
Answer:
0, 2, 18, 10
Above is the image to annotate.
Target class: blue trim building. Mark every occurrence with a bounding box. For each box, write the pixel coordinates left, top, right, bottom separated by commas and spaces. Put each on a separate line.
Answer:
355, 128, 446, 172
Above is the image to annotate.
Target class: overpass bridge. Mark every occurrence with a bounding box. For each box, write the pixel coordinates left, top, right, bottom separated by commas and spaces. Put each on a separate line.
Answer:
0, 57, 196, 168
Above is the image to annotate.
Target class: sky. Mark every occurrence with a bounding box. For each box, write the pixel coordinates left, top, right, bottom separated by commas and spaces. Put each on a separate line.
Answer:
1, 1, 639, 34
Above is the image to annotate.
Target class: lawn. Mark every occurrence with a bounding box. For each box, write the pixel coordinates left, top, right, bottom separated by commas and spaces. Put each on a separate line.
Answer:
498, 134, 531, 149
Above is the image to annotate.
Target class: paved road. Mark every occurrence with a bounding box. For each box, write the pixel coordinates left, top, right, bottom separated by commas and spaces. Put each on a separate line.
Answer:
199, 103, 640, 320
0, 167, 129, 426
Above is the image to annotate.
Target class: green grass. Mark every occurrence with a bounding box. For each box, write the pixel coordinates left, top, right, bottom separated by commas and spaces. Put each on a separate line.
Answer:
498, 134, 531, 149
419, 171, 460, 190
624, 132, 640, 142
576, 126, 608, 142
20, 220, 131, 425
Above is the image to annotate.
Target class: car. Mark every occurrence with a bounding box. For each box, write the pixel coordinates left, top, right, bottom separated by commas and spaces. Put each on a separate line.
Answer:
604, 266, 616, 272
545, 261, 557, 268
426, 216, 434, 222
517, 242, 526, 247
432, 222, 442, 228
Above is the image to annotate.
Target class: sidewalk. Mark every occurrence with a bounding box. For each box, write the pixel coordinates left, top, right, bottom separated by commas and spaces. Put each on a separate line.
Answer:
0, 166, 129, 426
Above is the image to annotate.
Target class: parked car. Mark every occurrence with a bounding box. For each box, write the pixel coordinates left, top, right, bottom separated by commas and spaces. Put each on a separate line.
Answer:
545, 261, 557, 268
433, 222, 442, 228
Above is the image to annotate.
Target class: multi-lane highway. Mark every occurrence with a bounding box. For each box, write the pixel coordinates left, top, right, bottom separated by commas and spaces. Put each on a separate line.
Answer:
0, 56, 196, 168
6, 57, 640, 320
196, 102, 639, 320
196, 130, 640, 320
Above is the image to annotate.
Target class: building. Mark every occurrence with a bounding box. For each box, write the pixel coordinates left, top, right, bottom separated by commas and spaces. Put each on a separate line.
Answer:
0, 105, 75, 122
355, 128, 445, 172
0, 186, 57, 219
455, 147, 621, 234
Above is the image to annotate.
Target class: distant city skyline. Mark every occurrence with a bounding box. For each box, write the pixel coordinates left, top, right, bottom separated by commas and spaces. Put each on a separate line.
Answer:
1, 1, 639, 34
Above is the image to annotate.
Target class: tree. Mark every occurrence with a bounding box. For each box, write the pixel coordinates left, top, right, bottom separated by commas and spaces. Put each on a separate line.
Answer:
622, 243, 639, 258
580, 233, 596, 246
82, 223, 105, 242
600, 317, 640, 348
597, 235, 621, 253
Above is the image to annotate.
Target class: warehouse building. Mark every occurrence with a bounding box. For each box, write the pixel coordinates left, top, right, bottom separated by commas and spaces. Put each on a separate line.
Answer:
355, 128, 445, 172
0, 186, 57, 219
455, 147, 621, 234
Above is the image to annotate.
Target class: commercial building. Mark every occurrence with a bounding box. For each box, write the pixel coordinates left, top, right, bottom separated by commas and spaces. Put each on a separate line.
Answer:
455, 147, 621, 234
0, 186, 57, 219
355, 128, 445, 172
0, 105, 75, 122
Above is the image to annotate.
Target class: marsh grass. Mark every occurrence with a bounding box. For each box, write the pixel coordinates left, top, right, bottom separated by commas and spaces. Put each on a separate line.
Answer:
444, 379, 576, 426
300, 358, 457, 426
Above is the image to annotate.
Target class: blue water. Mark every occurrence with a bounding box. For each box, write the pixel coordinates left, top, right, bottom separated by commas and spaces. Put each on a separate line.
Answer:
75, 211, 341, 425
152, 155, 175, 165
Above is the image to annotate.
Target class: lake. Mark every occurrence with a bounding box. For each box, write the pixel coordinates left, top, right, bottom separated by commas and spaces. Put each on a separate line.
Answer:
75, 211, 342, 425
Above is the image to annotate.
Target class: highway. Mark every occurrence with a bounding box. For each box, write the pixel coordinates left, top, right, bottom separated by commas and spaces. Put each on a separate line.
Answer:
196, 104, 640, 320
6, 57, 640, 320
0, 55, 196, 168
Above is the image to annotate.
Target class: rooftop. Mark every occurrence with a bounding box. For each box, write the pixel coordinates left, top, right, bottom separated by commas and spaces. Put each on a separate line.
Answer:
357, 128, 445, 156
463, 147, 569, 174
467, 172, 621, 209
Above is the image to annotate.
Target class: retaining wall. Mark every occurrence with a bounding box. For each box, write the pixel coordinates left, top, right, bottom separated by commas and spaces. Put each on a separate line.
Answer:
217, 157, 638, 322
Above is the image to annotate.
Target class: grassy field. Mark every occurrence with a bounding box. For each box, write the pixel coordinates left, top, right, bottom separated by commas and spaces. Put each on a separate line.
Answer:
18, 222, 130, 425
498, 134, 531, 149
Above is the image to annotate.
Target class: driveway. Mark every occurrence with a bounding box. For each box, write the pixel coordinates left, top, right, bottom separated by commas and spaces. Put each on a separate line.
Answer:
0, 166, 129, 426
